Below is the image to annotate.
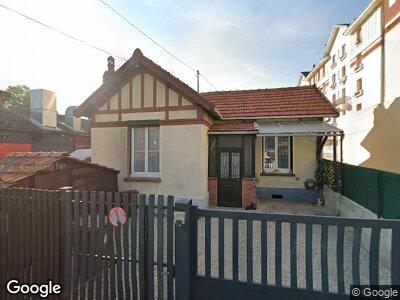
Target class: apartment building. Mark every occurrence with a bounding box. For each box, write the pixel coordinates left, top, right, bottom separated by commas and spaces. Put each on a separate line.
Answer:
299, 0, 400, 173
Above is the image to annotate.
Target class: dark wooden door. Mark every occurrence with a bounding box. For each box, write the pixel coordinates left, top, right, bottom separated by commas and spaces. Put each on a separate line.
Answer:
218, 150, 242, 207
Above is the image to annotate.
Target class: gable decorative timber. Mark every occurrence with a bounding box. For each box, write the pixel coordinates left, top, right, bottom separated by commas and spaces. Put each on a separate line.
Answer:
75, 48, 216, 119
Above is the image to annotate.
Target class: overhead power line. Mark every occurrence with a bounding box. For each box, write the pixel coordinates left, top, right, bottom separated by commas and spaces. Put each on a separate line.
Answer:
97, 0, 217, 91
0, 1, 217, 91
0, 3, 128, 61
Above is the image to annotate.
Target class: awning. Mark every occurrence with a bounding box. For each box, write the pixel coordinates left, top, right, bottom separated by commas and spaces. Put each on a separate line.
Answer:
256, 121, 343, 137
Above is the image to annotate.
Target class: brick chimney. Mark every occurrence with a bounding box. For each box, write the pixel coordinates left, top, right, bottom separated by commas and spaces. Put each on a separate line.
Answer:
30, 89, 57, 128
103, 56, 115, 82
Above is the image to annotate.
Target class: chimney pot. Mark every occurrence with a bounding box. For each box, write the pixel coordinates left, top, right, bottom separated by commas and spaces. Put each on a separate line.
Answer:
107, 56, 115, 72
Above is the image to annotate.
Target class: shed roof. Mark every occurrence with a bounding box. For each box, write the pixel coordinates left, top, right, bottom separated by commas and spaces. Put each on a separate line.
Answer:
0, 152, 119, 187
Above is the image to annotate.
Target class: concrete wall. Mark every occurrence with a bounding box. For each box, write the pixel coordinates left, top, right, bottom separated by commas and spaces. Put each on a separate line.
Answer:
255, 135, 318, 201
323, 185, 391, 268
91, 124, 209, 208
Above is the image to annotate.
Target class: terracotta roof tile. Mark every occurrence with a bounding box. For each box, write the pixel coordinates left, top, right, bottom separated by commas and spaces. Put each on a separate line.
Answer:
201, 85, 338, 119
209, 121, 256, 132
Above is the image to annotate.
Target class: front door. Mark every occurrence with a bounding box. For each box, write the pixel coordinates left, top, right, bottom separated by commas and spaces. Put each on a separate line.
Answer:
218, 150, 242, 207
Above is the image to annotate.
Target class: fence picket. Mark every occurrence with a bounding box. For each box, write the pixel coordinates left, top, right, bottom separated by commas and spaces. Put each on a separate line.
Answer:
352, 226, 361, 286
247, 219, 253, 283
130, 193, 138, 300
147, 195, 155, 300
166, 195, 174, 300
122, 193, 131, 299
96, 191, 106, 300
218, 217, 225, 279
391, 229, 400, 285
157, 195, 165, 299
337, 225, 345, 294
72, 191, 80, 299
232, 218, 239, 281
88, 191, 97, 300
321, 224, 329, 292
261, 220, 268, 284
62, 190, 72, 299
80, 191, 89, 298
114, 192, 124, 298
290, 222, 297, 288
106, 192, 116, 298
138, 194, 146, 300
369, 227, 381, 285
54, 191, 61, 284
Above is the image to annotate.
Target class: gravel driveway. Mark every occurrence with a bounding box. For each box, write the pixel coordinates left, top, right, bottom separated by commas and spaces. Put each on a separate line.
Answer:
195, 215, 391, 295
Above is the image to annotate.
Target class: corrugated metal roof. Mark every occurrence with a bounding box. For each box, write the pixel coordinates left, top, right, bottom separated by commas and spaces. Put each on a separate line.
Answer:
0, 152, 119, 187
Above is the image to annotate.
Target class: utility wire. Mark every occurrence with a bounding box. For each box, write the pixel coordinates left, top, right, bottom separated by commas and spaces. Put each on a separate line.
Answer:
0, 3, 128, 61
97, 0, 217, 90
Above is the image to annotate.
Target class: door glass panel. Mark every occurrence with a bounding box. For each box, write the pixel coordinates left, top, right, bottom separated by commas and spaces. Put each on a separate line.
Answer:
231, 152, 240, 179
220, 152, 229, 178
278, 136, 289, 169
264, 137, 276, 169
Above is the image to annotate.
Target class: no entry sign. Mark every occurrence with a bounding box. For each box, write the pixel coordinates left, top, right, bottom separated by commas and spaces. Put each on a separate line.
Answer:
108, 207, 126, 227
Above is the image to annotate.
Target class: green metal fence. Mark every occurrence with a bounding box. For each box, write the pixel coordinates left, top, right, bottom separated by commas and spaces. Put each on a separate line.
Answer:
323, 159, 400, 219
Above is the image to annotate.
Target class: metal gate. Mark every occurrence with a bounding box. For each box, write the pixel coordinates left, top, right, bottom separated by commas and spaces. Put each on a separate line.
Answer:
174, 203, 400, 300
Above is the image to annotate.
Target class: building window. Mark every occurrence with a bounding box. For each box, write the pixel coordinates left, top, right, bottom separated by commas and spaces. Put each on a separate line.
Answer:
263, 136, 292, 173
341, 88, 346, 99
322, 64, 326, 77
331, 55, 336, 68
356, 28, 362, 45
331, 74, 336, 87
341, 66, 346, 77
340, 44, 346, 59
356, 103, 362, 111
332, 94, 336, 104
354, 54, 363, 72
355, 78, 363, 97
131, 126, 160, 176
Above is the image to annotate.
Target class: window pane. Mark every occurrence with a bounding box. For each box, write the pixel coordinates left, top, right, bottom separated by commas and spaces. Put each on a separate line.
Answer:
277, 136, 289, 169
220, 152, 229, 178
264, 137, 276, 169
148, 127, 159, 172
134, 127, 145, 172
231, 152, 240, 179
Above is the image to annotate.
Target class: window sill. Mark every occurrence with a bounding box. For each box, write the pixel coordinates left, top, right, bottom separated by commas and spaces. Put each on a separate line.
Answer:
331, 63, 337, 69
260, 172, 295, 177
124, 176, 161, 183
354, 64, 363, 73
340, 54, 347, 61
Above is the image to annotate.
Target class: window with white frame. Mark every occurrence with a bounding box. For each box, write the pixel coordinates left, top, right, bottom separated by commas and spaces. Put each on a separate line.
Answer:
131, 126, 160, 176
263, 136, 291, 173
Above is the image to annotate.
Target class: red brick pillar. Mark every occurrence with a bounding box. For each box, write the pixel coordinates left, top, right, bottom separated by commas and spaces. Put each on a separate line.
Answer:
242, 178, 258, 208
208, 177, 218, 207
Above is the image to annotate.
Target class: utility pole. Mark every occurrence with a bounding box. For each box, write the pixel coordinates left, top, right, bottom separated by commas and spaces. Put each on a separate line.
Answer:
196, 70, 200, 92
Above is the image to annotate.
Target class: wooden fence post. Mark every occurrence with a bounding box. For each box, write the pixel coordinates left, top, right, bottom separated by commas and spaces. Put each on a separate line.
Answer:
175, 201, 192, 300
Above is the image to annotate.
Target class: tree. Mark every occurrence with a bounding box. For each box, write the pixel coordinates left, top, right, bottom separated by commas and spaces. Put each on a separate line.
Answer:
5, 85, 30, 109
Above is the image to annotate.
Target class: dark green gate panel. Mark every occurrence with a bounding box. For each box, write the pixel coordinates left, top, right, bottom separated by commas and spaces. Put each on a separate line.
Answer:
381, 173, 400, 219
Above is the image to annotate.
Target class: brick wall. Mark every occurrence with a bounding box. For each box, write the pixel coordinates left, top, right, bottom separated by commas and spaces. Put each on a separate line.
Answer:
242, 178, 258, 208
208, 177, 218, 207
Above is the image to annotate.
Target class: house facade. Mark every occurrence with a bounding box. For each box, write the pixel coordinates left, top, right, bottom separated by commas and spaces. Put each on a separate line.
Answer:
299, 0, 400, 173
76, 49, 340, 208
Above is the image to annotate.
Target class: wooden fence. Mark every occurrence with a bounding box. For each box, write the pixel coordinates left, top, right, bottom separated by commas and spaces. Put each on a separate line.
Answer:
0, 188, 63, 300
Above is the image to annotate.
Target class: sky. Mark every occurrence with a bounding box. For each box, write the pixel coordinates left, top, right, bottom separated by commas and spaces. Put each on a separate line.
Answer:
0, 0, 369, 113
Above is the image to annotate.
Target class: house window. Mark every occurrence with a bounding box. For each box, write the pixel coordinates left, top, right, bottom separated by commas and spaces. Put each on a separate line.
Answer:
341, 66, 346, 77
341, 88, 346, 99
355, 78, 363, 96
331, 74, 336, 87
263, 136, 292, 173
331, 55, 336, 68
340, 44, 346, 59
131, 126, 160, 176
322, 64, 326, 77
